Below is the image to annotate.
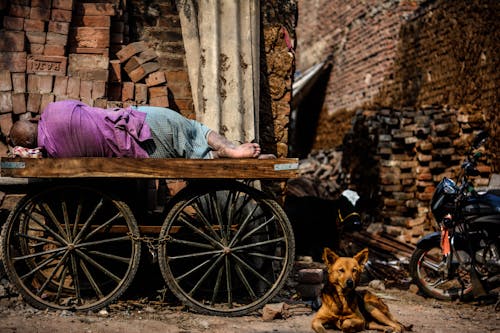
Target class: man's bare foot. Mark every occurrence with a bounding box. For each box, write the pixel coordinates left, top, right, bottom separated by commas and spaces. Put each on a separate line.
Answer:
258, 153, 277, 159
217, 142, 261, 158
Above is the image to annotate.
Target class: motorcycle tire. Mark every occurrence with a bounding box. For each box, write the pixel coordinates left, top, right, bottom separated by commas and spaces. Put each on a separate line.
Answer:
409, 240, 474, 301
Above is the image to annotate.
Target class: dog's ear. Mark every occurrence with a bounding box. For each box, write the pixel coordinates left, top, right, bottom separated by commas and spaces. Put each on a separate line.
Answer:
322, 247, 339, 266
354, 248, 369, 267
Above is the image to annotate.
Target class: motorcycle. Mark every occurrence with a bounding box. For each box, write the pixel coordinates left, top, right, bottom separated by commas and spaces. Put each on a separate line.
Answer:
409, 131, 500, 302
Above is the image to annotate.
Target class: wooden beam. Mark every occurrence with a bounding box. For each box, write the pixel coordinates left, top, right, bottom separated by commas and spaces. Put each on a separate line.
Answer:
0, 157, 299, 179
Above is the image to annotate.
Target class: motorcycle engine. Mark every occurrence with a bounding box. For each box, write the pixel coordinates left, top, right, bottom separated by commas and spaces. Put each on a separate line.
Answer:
475, 241, 500, 274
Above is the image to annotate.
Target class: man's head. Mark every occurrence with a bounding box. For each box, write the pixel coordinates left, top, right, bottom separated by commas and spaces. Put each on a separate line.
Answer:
9, 120, 38, 148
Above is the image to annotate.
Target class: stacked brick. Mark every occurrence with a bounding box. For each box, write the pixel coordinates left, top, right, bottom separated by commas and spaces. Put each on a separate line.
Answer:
111, 41, 169, 108
359, 106, 489, 244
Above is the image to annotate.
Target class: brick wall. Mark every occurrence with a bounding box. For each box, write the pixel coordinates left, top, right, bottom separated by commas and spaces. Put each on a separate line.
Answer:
0, 0, 297, 159
296, 0, 499, 171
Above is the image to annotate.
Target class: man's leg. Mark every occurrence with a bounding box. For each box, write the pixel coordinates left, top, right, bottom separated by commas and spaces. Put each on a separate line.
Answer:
207, 131, 263, 158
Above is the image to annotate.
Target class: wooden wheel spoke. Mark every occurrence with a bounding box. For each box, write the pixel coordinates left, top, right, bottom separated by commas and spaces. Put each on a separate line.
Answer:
73, 199, 104, 243
234, 262, 257, 299
16, 232, 62, 247
36, 251, 71, 296
239, 216, 275, 243
19, 251, 62, 280
22, 209, 68, 245
246, 251, 284, 261
232, 236, 285, 251
14, 245, 66, 262
40, 202, 69, 240
56, 265, 70, 300
211, 266, 224, 305
72, 201, 83, 239
224, 256, 232, 305
208, 193, 227, 241
79, 259, 104, 298
87, 250, 131, 264
188, 255, 225, 296
190, 204, 223, 242
69, 253, 82, 302
168, 248, 223, 261
228, 204, 259, 247
177, 214, 223, 249
175, 255, 219, 282
84, 212, 123, 241
75, 235, 131, 248
74, 249, 121, 283
168, 236, 215, 250
230, 253, 272, 287
61, 201, 72, 242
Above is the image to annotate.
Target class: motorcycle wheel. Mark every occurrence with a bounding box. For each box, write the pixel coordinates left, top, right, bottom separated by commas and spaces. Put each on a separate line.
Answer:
409, 241, 474, 301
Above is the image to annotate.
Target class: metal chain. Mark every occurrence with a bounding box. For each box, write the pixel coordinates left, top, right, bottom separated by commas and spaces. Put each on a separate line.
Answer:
127, 232, 171, 263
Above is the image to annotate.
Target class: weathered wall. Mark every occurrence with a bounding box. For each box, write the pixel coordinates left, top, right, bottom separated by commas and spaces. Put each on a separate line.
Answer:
295, 0, 499, 242
296, 0, 499, 169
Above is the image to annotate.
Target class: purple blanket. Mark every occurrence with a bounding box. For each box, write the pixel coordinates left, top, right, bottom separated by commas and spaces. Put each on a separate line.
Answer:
38, 100, 152, 158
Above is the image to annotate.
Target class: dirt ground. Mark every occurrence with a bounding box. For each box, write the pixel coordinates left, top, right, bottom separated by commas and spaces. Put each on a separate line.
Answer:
1, 283, 498, 333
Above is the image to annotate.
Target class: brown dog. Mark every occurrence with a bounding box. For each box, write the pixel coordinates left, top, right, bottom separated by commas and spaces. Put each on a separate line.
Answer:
311, 248, 409, 333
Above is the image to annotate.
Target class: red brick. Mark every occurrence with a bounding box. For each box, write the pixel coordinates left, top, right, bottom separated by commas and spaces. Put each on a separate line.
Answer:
27, 55, 67, 76
29, 43, 44, 55
30, 7, 51, 21
12, 73, 26, 92
67, 76, 80, 99
43, 44, 66, 56
297, 269, 324, 284
75, 2, 116, 16
0, 31, 25, 52
80, 80, 93, 101
92, 81, 106, 99
68, 47, 109, 57
121, 81, 134, 101
12, 93, 26, 114
0, 113, 13, 138
0, 92, 12, 113
149, 95, 169, 107
69, 27, 110, 48
128, 62, 160, 82
116, 41, 147, 63
135, 83, 147, 104
31, 0, 51, 8
38, 75, 53, 93
148, 85, 168, 98
24, 19, 45, 31
46, 32, 68, 46
3, 16, 24, 30
52, 0, 74, 11
0, 52, 26, 73
145, 71, 167, 87
9, 5, 30, 18
51, 9, 72, 22
72, 15, 111, 27
109, 60, 122, 82
27, 93, 42, 113
26, 31, 46, 44
48, 21, 70, 35
52, 76, 68, 95
0, 70, 12, 91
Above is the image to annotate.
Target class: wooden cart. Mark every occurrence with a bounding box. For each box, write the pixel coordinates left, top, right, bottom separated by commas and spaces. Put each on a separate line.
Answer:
0, 157, 298, 316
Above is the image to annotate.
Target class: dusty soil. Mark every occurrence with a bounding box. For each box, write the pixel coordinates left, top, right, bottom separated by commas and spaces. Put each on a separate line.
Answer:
1, 283, 498, 333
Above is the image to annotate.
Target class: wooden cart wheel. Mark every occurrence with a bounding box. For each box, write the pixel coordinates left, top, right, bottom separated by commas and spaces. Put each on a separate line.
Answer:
158, 181, 295, 316
0, 185, 141, 312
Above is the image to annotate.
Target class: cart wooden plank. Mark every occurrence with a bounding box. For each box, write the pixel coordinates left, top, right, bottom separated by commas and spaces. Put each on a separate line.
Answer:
0, 157, 299, 179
